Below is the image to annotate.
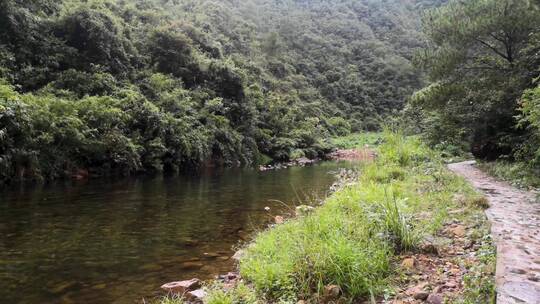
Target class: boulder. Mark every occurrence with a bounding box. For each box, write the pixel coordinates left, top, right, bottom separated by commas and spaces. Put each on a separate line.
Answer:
161, 278, 201, 294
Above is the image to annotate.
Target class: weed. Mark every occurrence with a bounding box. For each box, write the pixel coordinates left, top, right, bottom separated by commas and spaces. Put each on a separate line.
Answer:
377, 195, 419, 252
154, 294, 184, 304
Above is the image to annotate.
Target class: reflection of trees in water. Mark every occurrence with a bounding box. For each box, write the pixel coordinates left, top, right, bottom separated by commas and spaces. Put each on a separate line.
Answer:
0, 162, 354, 303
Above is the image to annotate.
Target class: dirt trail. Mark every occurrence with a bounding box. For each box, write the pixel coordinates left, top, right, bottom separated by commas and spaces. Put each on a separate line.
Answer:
448, 161, 540, 303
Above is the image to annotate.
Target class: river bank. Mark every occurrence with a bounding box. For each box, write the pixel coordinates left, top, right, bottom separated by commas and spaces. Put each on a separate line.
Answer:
156, 132, 496, 303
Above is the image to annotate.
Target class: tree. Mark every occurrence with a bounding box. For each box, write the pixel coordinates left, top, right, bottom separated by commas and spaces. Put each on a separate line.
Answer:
412, 0, 540, 158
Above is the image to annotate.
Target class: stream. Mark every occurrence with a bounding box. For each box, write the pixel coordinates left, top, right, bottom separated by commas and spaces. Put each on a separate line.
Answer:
0, 161, 356, 303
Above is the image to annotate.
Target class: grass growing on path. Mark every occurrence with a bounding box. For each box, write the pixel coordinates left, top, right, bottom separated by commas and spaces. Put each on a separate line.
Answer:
238, 132, 487, 302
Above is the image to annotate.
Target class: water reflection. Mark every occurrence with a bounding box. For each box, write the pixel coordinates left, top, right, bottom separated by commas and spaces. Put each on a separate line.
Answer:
0, 162, 355, 303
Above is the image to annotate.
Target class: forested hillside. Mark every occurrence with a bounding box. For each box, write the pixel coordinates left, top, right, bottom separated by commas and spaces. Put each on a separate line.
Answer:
410, 0, 540, 169
0, 0, 437, 183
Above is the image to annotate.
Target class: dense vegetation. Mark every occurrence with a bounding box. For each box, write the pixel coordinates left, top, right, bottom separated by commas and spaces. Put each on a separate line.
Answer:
0, 0, 438, 183
410, 0, 540, 169
185, 132, 495, 303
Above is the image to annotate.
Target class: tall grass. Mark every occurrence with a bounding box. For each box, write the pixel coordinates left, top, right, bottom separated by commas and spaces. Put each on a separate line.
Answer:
378, 194, 418, 252
478, 160, 540, 189
331, 132, 383, 149
236, 131, 479, 302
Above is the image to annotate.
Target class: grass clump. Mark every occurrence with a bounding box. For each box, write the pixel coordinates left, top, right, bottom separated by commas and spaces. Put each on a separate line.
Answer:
461, 234, 496, 304
238, 131, 482, 302
154, 294, 184, 304
478, 160, 540, 190
205, 282, 259, 304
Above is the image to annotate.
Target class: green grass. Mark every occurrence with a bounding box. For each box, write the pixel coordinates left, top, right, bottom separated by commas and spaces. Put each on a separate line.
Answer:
205, 282, 260, 304
238, 131, 487, 302
478, 160, 540, 190
154, 294, 184, 304
157, 131, 495, 303
331, 132, 383, 149
461, 234, 496, 304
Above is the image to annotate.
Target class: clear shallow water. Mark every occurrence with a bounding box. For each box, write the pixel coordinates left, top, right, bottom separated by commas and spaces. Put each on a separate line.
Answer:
0, 161, 355, 304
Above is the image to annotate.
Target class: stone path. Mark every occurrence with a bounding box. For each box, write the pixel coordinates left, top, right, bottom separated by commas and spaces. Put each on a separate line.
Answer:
448, 161, 540, 304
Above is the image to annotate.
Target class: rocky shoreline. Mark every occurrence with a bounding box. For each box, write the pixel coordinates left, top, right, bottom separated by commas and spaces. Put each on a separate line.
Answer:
258, 148, 376, 172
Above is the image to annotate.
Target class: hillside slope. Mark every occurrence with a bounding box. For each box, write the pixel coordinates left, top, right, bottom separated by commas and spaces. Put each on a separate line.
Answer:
0, 0, 438, 182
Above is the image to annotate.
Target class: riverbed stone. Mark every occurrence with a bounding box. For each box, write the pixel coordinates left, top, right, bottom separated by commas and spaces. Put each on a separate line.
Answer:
161, 278, 201, 294
179, 261, 204, 270
203, 252, 221, 258
295, 205, 315, 216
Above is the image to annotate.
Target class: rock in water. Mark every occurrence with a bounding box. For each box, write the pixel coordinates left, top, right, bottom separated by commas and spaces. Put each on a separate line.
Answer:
179, 261, 204, 270
161, 278, 201, 294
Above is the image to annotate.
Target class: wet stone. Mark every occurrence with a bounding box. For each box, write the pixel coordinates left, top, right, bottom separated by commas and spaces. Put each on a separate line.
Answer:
161, 278, 201, 294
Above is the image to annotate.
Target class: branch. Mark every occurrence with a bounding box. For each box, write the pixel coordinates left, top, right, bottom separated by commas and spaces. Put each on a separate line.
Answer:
473, 37, 511, 62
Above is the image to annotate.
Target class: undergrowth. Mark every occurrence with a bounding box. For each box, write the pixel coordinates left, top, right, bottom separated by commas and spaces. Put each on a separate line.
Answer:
331, 132, 383, 150
237, 131, 487, 302
478, 160, 540, 190
158, 131, 494, 303
461, 234, 496, 304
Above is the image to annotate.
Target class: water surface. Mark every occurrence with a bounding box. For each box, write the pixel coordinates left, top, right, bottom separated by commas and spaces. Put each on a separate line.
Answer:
0, 161, 355, 304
